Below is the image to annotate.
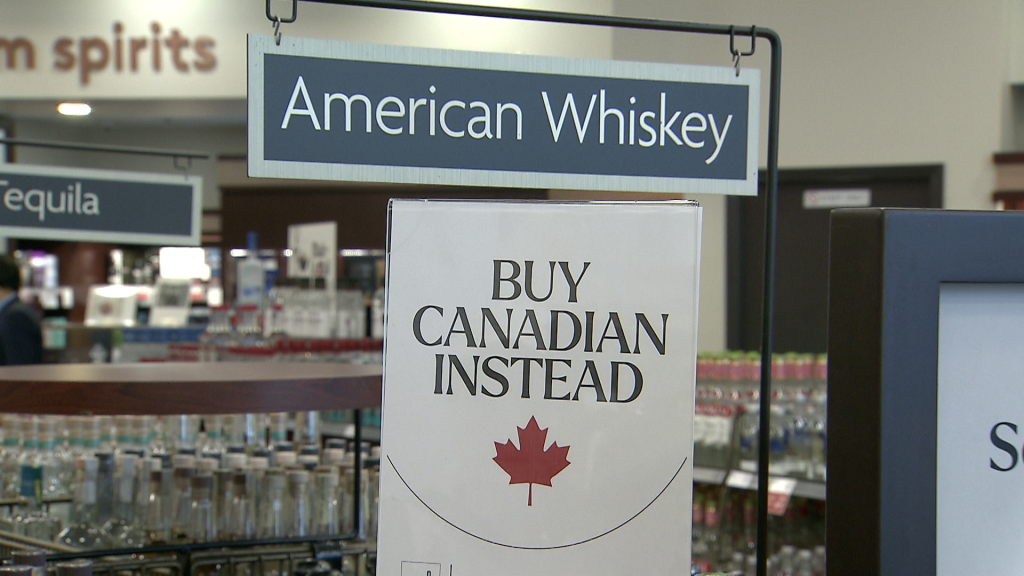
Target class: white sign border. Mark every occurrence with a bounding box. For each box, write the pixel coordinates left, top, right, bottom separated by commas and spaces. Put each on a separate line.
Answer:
248, 34, 760, 195
0, 163, 202, 246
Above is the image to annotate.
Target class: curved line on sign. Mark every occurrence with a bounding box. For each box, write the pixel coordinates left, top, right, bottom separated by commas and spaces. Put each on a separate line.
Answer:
387, 454, 689, 550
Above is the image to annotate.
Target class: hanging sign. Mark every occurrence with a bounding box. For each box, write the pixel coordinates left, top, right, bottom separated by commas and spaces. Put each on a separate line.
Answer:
0, 164, 201, 245
248, 34, 760, 195
378, 199, 701, 576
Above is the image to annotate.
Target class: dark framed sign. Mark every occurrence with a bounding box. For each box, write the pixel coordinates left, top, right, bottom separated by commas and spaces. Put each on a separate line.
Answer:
828, 208, 1024, 575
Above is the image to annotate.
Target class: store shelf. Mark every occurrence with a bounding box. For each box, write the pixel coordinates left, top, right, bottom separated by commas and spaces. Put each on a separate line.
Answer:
321, 421, 382, 443
693, 465, 728, 485
693, 465, 826, 501
0, 362, 382, 415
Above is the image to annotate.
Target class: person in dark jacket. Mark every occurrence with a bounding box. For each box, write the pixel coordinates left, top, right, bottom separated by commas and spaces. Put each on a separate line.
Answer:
0, 255, 42, 365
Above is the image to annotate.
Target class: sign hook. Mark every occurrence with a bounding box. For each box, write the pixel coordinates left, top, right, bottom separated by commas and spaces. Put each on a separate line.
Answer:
266, 0, 297, 45
173, 155, 192, 179
729, 25, 757, 77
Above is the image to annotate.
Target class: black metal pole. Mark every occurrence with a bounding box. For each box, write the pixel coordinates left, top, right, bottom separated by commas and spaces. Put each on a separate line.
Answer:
0, 138, 211, 160
757, 32, 782, 576
291, 3, 782, 575
353, 408, 363, 536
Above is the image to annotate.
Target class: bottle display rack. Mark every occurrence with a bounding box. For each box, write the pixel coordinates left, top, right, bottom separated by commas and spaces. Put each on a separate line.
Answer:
0, 362, 383, 576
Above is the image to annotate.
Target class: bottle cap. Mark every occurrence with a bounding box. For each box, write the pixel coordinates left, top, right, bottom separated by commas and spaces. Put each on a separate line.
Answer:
287, 470, 309, 485
225, 453, 247, 469
10, 550, 46, 567
323, 448, 346, 465
299, 444, 320, 456
172, 454, 196, 468
249, 457, 269, 471
198, 458, 219, 472
325, 438, 346, 450
0, 567, 34, 576
56, 560, 92, 576
274, 451, 297, 467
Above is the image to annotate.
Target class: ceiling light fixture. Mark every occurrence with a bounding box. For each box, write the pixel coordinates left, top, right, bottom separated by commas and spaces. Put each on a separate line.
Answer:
57, 102, 91, 116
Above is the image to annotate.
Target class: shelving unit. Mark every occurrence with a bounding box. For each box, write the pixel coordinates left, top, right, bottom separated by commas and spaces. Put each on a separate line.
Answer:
0, 362, 384, 573
693, 466, 826, 501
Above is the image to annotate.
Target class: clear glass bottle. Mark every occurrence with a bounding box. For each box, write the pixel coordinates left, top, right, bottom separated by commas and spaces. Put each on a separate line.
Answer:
364, 448, 380, 541
201, 415, 225, 461
102, 454, 145, 547
312, 467, 339, 536
267, 413, 288, 448
56, 456, 109, 549
190, 474, 215, 543
97, 416, 114, 453
94, 452, 115, 527
229, 471, 255, 540
134, 458, 159, 531
1, 414, 22, 498
171, 460, 196, 541
81, 417, 101, 458
165, 415, 198, 454
145, 467, 172, 544
214, 468, 234, 537
286, 470, 309, 537
257, 469, 286, 538
14, 460, 60, 541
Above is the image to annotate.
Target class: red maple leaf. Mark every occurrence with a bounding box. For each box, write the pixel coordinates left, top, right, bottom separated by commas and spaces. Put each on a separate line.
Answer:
493, 416, 570, 506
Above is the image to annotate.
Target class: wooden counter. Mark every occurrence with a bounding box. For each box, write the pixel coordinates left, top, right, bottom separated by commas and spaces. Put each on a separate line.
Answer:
0, 362, 382, 415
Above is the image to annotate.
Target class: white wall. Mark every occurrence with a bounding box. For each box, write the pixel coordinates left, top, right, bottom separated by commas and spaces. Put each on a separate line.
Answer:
611, 0, 1012, 350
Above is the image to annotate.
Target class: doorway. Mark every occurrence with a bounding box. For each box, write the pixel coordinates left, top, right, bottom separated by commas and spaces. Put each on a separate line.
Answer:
727, 165, 943, 353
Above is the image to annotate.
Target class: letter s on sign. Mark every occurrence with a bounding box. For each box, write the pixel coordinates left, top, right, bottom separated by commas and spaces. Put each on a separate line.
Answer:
990, 421, 1018, 471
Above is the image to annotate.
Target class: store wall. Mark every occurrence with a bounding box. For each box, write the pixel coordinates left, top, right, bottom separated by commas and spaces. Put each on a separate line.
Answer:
610, 0, 1013, 351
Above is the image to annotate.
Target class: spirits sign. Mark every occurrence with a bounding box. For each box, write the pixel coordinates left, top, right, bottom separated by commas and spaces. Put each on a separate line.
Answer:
0, 164, 201, 245
248, 34, 760, 195
378, 200, 701, 576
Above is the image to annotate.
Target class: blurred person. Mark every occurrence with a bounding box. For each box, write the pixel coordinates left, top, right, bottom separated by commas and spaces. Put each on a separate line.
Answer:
0, 255, 42, 365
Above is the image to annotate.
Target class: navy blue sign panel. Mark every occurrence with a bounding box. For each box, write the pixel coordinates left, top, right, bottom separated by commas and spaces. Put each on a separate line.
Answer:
0, 164, 201, 245
248, 35, 760, 195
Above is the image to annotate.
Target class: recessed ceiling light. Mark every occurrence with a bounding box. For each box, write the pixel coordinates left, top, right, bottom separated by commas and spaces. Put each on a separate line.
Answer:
57, 102, 91, 116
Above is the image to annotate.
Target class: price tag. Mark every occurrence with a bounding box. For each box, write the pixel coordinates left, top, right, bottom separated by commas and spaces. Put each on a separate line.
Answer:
767, 477, 797, 515
726, 469, 757, 490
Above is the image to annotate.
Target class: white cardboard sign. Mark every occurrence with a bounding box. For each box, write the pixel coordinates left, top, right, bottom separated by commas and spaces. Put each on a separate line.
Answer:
378, 200, 702, 576
936, 283, 1024, 575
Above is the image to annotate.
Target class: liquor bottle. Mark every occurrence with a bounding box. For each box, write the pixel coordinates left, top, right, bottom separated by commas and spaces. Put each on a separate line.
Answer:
134, 458, 159, 531
1, 414, 22, 498
267, 413, 288, 449
201, 415, 225, 461
94, 452, 115, 527
102, 454, 145, 547
229, 471, 256, 540
287, 470, 309, 537
312, 466, 339, 536
14, 460, 60, 541
258, 469, 286, 538
171, 459, 197, 541
691, 488, 708, 573
56, 456, 109, 549
145, 468, 172, 544
214, 468, 234, 537
364, 448, 380, 541
190, 474, 216, 543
